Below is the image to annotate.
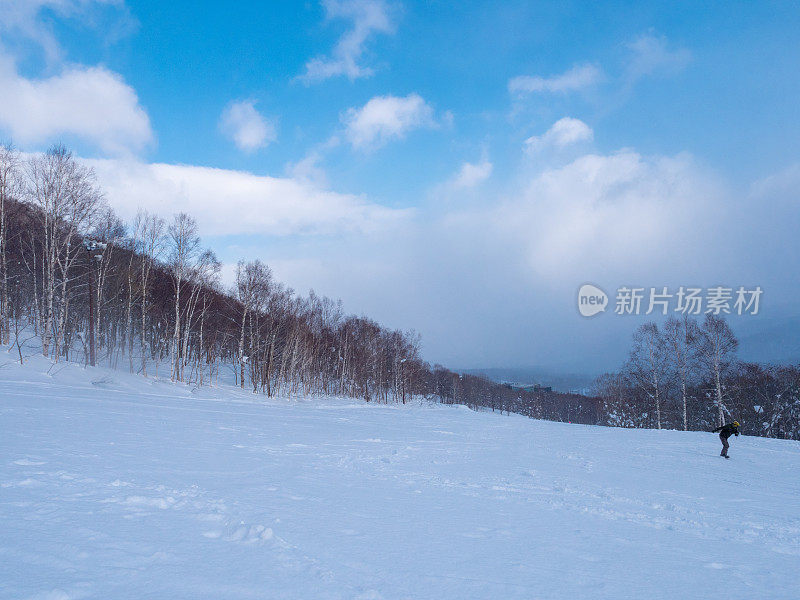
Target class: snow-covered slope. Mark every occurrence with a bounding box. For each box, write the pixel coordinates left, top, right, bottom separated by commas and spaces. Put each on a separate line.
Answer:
1, 355, 799, 600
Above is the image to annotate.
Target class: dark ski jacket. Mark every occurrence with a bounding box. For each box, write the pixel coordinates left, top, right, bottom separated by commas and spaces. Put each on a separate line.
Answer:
712, 423, 740, 439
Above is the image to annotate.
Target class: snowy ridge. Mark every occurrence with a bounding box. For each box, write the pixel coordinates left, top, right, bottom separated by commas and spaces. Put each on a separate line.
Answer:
1, 353, 799, 599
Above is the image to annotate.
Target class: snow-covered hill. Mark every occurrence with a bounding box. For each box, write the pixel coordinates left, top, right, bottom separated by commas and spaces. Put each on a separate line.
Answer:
1, 355, 799, 600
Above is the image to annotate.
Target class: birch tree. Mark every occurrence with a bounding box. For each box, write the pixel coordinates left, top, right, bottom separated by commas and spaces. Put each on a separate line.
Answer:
663, 315, 699, 430
627, 322, 669, 429
133, 210, 165, 376
90, 207, 124, 364
698, 314, 739, 427
26, 145, 102, 359
168, 213, 200, 381
179, 249, 219, 382
0, 143, 20, 345
235, 259, 272, 388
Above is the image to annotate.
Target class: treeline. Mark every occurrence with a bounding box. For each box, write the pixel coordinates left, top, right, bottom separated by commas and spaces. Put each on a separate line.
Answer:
0, 144, 425, 401
425, 366, 602, 424
0, 143, 598, 423
593, 315, 800, 440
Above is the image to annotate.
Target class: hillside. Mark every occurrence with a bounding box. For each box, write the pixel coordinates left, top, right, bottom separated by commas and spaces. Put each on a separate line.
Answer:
1, 354, 799, 599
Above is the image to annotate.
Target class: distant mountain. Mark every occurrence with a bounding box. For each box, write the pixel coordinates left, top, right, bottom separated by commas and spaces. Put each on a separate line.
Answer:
461, 366, 597, 395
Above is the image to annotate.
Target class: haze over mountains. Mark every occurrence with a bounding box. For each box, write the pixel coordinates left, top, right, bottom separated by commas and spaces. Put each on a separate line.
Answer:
462, 366, 596, 394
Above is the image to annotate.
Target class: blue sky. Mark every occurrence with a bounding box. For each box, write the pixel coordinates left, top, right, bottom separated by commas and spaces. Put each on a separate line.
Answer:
2, 0, 800, 372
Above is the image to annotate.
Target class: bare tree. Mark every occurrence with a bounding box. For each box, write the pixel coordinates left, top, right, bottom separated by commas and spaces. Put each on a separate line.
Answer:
90, 207, 124, 365
179, 248, 220, 382
25, 145, 103, 359
133, 210, 165, 376
626, 322, 669, 429
698, 314, 739, 426
593, 371, 642, 428
0, 143, 20, 345
193, 251, 221, 385
235, 259, 272, 389
167, 213, 200, 381
663, 315, 699, 430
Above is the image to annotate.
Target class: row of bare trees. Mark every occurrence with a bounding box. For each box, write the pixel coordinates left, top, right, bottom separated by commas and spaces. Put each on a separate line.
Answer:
0, 144, 426, 402
594, 315, 800, 439
428, 365, 602, 424
1, 145, 101, 358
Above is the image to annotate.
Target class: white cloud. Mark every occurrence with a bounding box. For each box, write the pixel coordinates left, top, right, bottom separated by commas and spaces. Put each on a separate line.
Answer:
300, 0, 394, 83
85, 158, 411, 237
343, 93, 436, 150
506, 151, 716, 278
0, 55, 153, 155
625, 32, 691, 82
219, 100, 276, 153
425, 151, 725, 351
0, 0, 151, 155
509, 64, 602, 96
449, 160, 493, 190
524, 117, 593, 153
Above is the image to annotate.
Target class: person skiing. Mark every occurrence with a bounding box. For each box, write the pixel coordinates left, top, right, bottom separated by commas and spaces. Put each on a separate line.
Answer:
712, 421, 740, 458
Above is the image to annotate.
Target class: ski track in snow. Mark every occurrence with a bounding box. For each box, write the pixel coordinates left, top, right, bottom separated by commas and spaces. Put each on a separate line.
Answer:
1, 354, 799, 599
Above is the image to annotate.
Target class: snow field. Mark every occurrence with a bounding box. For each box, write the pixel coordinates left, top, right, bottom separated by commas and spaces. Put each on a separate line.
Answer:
1, 354, 799, 599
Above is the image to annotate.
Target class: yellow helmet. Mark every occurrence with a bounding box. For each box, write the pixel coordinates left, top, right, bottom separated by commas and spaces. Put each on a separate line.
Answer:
733, 421, 740, 427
